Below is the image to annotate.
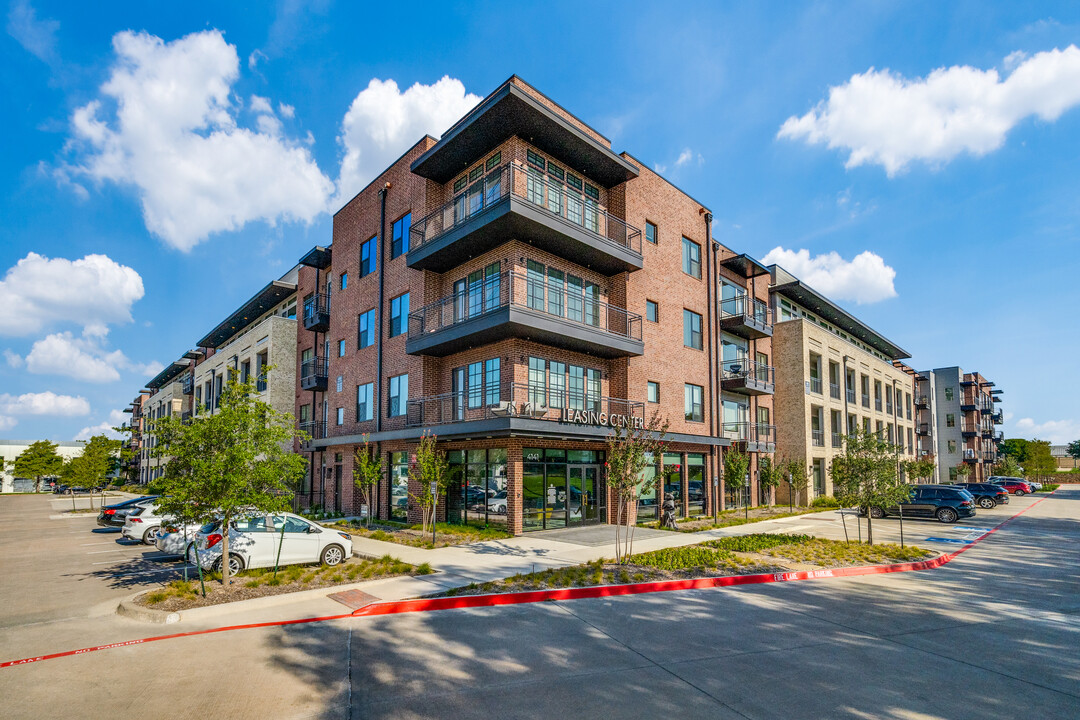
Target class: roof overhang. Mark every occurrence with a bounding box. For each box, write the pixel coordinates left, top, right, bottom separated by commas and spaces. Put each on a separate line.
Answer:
721, 252, 770, 278
771, 279, 910, 360
411, 82, 639, 188
197, 280, 297, 349
146, 361, 188, 390
183, 350, 203, 361
299, 246, 332, 270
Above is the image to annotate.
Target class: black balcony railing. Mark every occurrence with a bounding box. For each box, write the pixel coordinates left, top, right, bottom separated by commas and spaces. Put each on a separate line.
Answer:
720, 422, 776, 450
916, 423, 929, 436
303, 293, 331, 332
405, 382, 644, 429
409, 162, 642, 257
300, 356, 329, 391
407, 270, 642, 343
299, 420, 327, 441
720, 358, 774, 394
914, 395, 929, 408
717, 296, 772, 338
811, 429, 825, 447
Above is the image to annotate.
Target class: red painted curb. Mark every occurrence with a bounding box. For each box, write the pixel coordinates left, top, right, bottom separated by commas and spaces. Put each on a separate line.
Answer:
0, 492, 1055, 669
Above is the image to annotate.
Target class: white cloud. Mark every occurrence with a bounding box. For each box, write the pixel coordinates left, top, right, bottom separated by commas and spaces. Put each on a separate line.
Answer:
23, 329, 162, 383
778, 45, 1080, 175
674, 148, 704, 168
0, 415, 16, 432
278, 103, 295, 119
763, 246, 897, 304
0, 253, 144, 337
334, 76, 480, 207
64, 29, 334, 251
1014, 417, 1080, 445
4, 350, 23, 368
6, 0, 59, 65
0, 391, 90, 416
74, 409, 127, 441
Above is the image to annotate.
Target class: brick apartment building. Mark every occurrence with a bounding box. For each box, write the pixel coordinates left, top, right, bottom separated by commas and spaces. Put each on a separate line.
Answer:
917, 366, 1003, 483
292, 76, 775, 534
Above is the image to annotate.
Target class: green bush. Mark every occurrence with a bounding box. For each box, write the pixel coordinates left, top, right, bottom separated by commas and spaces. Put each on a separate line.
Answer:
1038, 483, 1060, 492
703, 533, 812, 553
811, 496, 842, 508
628, 545, 735, 570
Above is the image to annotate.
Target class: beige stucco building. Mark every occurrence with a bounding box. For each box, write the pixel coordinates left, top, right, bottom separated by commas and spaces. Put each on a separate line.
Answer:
1, 439, 87, 492
769, 265, 916, 501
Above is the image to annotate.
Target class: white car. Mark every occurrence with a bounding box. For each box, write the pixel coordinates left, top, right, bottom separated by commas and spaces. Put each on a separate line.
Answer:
187, 512, 353, 575
121, 503, 171, 545
487, 490, 508, 514
155, 522, 204, 556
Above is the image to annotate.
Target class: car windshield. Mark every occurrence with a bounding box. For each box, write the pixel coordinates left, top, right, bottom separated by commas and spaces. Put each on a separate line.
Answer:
199, 520, 221, 534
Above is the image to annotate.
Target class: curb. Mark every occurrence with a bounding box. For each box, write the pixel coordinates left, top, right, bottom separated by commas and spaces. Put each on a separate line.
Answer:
117, 599, 180, 625
1, 492, 1054, 669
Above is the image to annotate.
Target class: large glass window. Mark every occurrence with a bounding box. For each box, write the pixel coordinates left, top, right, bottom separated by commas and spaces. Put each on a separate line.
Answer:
390, 213, 411, 259
358, 308, 375, 348
685, 383, 704, 422
527, 260, 545, 311
682, 237, 701, 279
549, 361, 566, 409
388, 374, 408, 417
528, 357, 546, 407
389, 452, 409, 521
447, 448, 508, 527
569, 365, 585, 410
485, 358, 500, 406
547, 268, 565, 317
356, 382, 373, 421
686, 454, 705, 516
359, 236, 376, 277
389, 293, 409, 337
683, 309, 703, 349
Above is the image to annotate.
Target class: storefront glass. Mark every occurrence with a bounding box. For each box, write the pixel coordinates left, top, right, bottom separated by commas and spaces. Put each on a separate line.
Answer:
686, 453, 705, 516
663, 452, 684, 517
389, 451, 409, 522
523, 448, 605, 530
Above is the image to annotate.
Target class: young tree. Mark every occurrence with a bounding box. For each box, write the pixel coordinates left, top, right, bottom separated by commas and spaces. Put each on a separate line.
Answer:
112, 423, 138, 485
407, 432, 449, 543
62, 435, 122, 509
14, 440, 63, 493
829, 429, 909, 545
783, 458, 810, 508
758, 455, 783, 507
901, 455, 936, 484
152, 375, 307, 586
954, 463, 972, 481
606, 412, 668, 564
990, 454, 1021, 478
1024, 440, 1057, 482
352, 436, 382, 529
999, 438, 1029, 463
723, 448, 751, 519
1067, 440, 1080, 464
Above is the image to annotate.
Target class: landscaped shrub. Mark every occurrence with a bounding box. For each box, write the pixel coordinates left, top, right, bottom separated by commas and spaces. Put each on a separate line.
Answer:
811, 495, 842, 508
703, 533, 812, 553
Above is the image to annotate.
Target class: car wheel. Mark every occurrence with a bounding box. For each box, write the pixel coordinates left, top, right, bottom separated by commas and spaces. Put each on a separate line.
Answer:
936, 507, 958, 523
143, 527, 159, 545
978, 497, 995, 509
1014, 490, 1025, 496
214, 554, 245, 575
869, 507, 885, 519
321, 544, 345, 566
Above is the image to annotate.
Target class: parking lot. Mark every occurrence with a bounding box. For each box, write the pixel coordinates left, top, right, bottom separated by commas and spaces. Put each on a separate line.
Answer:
0, 493, 199, 629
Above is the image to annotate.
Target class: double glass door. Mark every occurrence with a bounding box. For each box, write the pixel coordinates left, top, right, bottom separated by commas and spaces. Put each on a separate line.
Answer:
536, 464, 603, 529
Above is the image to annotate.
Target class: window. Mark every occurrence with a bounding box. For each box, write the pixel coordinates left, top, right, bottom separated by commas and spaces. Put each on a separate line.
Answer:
336, 407, 344, 425
390, 213, 411, 259
646, 299, 658, 323
945, 386, 954, 401
645, 221, 657, 244
389, 293, 409, 337
485, 358, 501, 406
946, 413, 955, 428
336, 376, 343, 393
340, 273, 348, 291
338, 339, 346, 357
809, 353, 822, 394
874, 380, 883, 411
388, 374, 408, 417
682, 237, 701, 279
527, 260, 546, 311
357, 309, 375, 348
356, 383, 373, 421
549, 361, 565, 408
684, 384, 704, 422
947, 439, 957, 454
647, 381, 659, 403
360, 237, 376, 277
240, 360, 250, 384
528, 357, 546, 406
683, 309, 703, 349
861, 375, 871, 408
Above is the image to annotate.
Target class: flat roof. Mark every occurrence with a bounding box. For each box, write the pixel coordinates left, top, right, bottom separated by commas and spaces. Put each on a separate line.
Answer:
299, 246, 332, 269
721, 253, 770, 278
411, 79, 639, 188
197, 279, 297, 349
769, 264, 910, 360
146, 361, 188, 389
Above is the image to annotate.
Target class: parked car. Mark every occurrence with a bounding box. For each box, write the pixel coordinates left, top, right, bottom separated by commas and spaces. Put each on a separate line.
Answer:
867, 484, 976, 523
952, 482, 1010, 509
990, 475, 1041, 491
188, 512, 353, 575
96, 495, 159, 528
121, 503, 175, 545
156, 522, 204, 557
53, 484, 69, 495
988, 477, 1033, 496
487, 490, 508, 514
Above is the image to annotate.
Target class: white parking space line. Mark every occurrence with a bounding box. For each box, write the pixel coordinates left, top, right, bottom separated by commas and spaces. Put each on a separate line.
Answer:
87, 549, 132, 555
80, 541, 119, 546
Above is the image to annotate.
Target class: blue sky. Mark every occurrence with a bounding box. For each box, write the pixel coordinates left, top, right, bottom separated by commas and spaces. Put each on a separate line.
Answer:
2, 1, 1078, 445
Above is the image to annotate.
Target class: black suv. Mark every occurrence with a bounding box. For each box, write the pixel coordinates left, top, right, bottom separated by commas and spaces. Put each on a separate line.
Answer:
97, 495, 158, 528
952, 482, 1009, 508
868, 485, 976, 523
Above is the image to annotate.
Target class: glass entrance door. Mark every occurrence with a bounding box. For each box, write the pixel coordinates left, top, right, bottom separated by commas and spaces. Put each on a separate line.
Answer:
544, 463, 567, 529
568, 465, 603, 525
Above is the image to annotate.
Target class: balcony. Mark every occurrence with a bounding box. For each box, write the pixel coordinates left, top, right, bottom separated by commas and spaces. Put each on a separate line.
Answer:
829, 382, 841, 400
809, 376, 822, 395
720, 359, 774, 396
831, 431, 843, 448
407, 162, 643, 275
406, 270, 643, 359
916, 423, 930, 436
960, 394, 977, 411
300, 356, 329, 392
181, 375, 194, 395
717, 297, 772, 339
303, 293, 330, 333
861, 394, 870, 409
405, 383, 644, 429
963, 449, 978, 462
914, 395, 929, 408
846, 387, 856, 403
720, 422, 776, 453
961, 423, 979, 438
991, 410, 1003, 424
299, 420, 327, 450
811, 429, 825, 447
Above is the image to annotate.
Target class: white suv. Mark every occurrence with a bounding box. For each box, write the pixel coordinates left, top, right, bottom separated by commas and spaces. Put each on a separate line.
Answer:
121, 503, 169, 545
188, 512, 353, 575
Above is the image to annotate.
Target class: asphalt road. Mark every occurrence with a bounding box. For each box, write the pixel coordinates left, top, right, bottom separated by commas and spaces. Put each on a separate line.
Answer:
2, 487, 1077, 719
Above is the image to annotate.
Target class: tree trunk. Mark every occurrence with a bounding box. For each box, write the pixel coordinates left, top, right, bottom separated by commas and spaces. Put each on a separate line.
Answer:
867, 515, 873, 546
221, 519, 231, 586
614, 493, 623, 564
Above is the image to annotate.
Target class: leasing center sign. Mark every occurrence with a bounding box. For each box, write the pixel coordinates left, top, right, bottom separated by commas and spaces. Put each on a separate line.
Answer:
561, 407, 644, 429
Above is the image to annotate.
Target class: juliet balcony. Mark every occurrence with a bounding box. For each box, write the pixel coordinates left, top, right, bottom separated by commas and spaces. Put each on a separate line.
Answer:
406, 270, 643, 358
300, 356, 329, 392
407, 162, 643, 275
718, 296, 772, 340
720, 358, 774, 396
302, 293, 331, 333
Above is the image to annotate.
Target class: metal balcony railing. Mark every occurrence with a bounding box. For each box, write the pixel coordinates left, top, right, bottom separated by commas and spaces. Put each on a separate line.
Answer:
875, 398, 883, 412
846, 387, 856, 403
811, 429, 825, 447
300, 356, 329, 383
298, 420, 327, 441
720, 358, 775, 387
809, 376, 822, 394
718, 296, 771, 326
302, 293, 330, 331
407, 270, 642, 341
409, 162, 642, 256
914, 395, 929, 407
719, 422, 776, 447
831, 432, 843, 448
405, 382, 644, 428
830, 382, 841, 400
181, 375, 193, 395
